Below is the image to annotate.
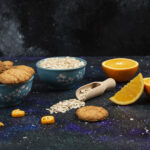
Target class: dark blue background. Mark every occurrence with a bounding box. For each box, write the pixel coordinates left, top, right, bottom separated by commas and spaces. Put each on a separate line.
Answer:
0, 56, 150, 150
0, 0, 150, 57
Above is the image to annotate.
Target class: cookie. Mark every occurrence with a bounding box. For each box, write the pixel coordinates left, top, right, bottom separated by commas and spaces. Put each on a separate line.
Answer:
0, 61, 4, 73
76, 106, 109, 122
2, 61, 14, 70
13, 65, 35, 75
0, 65, 34, 84
0, 61, 13, 73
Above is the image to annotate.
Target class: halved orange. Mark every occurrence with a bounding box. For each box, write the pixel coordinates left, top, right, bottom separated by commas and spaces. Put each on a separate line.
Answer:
144, 78, 150, 98
109, 73, 144, 105
102, 58, 139, 82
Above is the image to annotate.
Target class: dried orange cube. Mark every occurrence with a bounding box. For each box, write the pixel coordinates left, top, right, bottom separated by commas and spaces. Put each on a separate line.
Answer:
11, 109, 25, 118
41, 116, 55, 124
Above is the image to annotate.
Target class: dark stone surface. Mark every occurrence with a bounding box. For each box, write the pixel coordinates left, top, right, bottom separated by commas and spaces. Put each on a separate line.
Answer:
0, 56, 150, 150
0, 0, 150, 56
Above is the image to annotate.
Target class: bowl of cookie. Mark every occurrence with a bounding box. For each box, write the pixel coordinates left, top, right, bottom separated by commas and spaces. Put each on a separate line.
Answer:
36, 56, 87, 89
0, 61, 35, 107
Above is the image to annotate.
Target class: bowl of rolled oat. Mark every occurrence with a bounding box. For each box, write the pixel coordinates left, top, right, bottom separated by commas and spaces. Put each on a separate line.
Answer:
36, 56, 87, 89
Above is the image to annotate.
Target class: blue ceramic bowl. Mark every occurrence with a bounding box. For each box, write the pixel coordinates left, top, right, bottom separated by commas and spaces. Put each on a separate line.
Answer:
0, 76, 34, 107
36, 57, 87, 89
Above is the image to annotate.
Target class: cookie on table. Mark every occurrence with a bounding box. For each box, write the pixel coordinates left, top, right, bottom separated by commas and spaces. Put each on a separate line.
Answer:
76, 105, 109, 122
0, 65, 34, 84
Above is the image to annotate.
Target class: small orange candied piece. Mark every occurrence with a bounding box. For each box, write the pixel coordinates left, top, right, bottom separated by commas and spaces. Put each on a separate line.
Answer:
41, 116, 55, 124
0, 122, 4, 127
11, 109, 25, 118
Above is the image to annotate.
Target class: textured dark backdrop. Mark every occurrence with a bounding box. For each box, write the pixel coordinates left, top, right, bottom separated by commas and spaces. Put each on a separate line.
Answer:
0, 0, 150, 57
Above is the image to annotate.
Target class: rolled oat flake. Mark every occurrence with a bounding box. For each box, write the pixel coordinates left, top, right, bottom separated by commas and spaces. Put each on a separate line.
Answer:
46, 99, 85, 114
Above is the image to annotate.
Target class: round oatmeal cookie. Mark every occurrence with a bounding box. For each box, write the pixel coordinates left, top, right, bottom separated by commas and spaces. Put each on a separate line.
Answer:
76, 105, 108, 122
2, 61, 14, 70
13, 65, 35, 75
0, 61, 4, 73
0, 61, 14, 73
0, 65, 35, 84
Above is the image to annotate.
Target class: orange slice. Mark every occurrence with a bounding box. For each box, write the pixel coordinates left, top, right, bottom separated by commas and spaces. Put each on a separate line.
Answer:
109, 73, 144, 105
102, 58, 139, 82
144, 78, 150, 98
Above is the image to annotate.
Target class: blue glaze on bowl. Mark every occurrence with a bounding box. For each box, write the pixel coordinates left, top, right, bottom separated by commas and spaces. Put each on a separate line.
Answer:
36, 57, 87, 89
0, 76, 34, 107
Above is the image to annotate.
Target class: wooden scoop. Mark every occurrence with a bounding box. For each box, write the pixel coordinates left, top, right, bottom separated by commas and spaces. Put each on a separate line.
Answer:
76, 78, 116, 101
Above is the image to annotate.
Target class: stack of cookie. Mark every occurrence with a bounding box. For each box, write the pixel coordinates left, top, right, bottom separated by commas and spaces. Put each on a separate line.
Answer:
0, 61, 35, 84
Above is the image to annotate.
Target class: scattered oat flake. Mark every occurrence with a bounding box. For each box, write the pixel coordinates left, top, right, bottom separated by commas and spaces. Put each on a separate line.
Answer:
46, 99, 85, 114
144, 127, 149, 134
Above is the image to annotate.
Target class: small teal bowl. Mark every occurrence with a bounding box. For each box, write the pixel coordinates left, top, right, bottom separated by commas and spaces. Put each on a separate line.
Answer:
36, 57, 87, 89
0, 76, 34, 107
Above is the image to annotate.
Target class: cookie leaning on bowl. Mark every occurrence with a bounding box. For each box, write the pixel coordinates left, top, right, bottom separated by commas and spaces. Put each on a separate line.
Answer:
0, 61, 14, 73
13, 65, 35, 75
0, 65, 35, 84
